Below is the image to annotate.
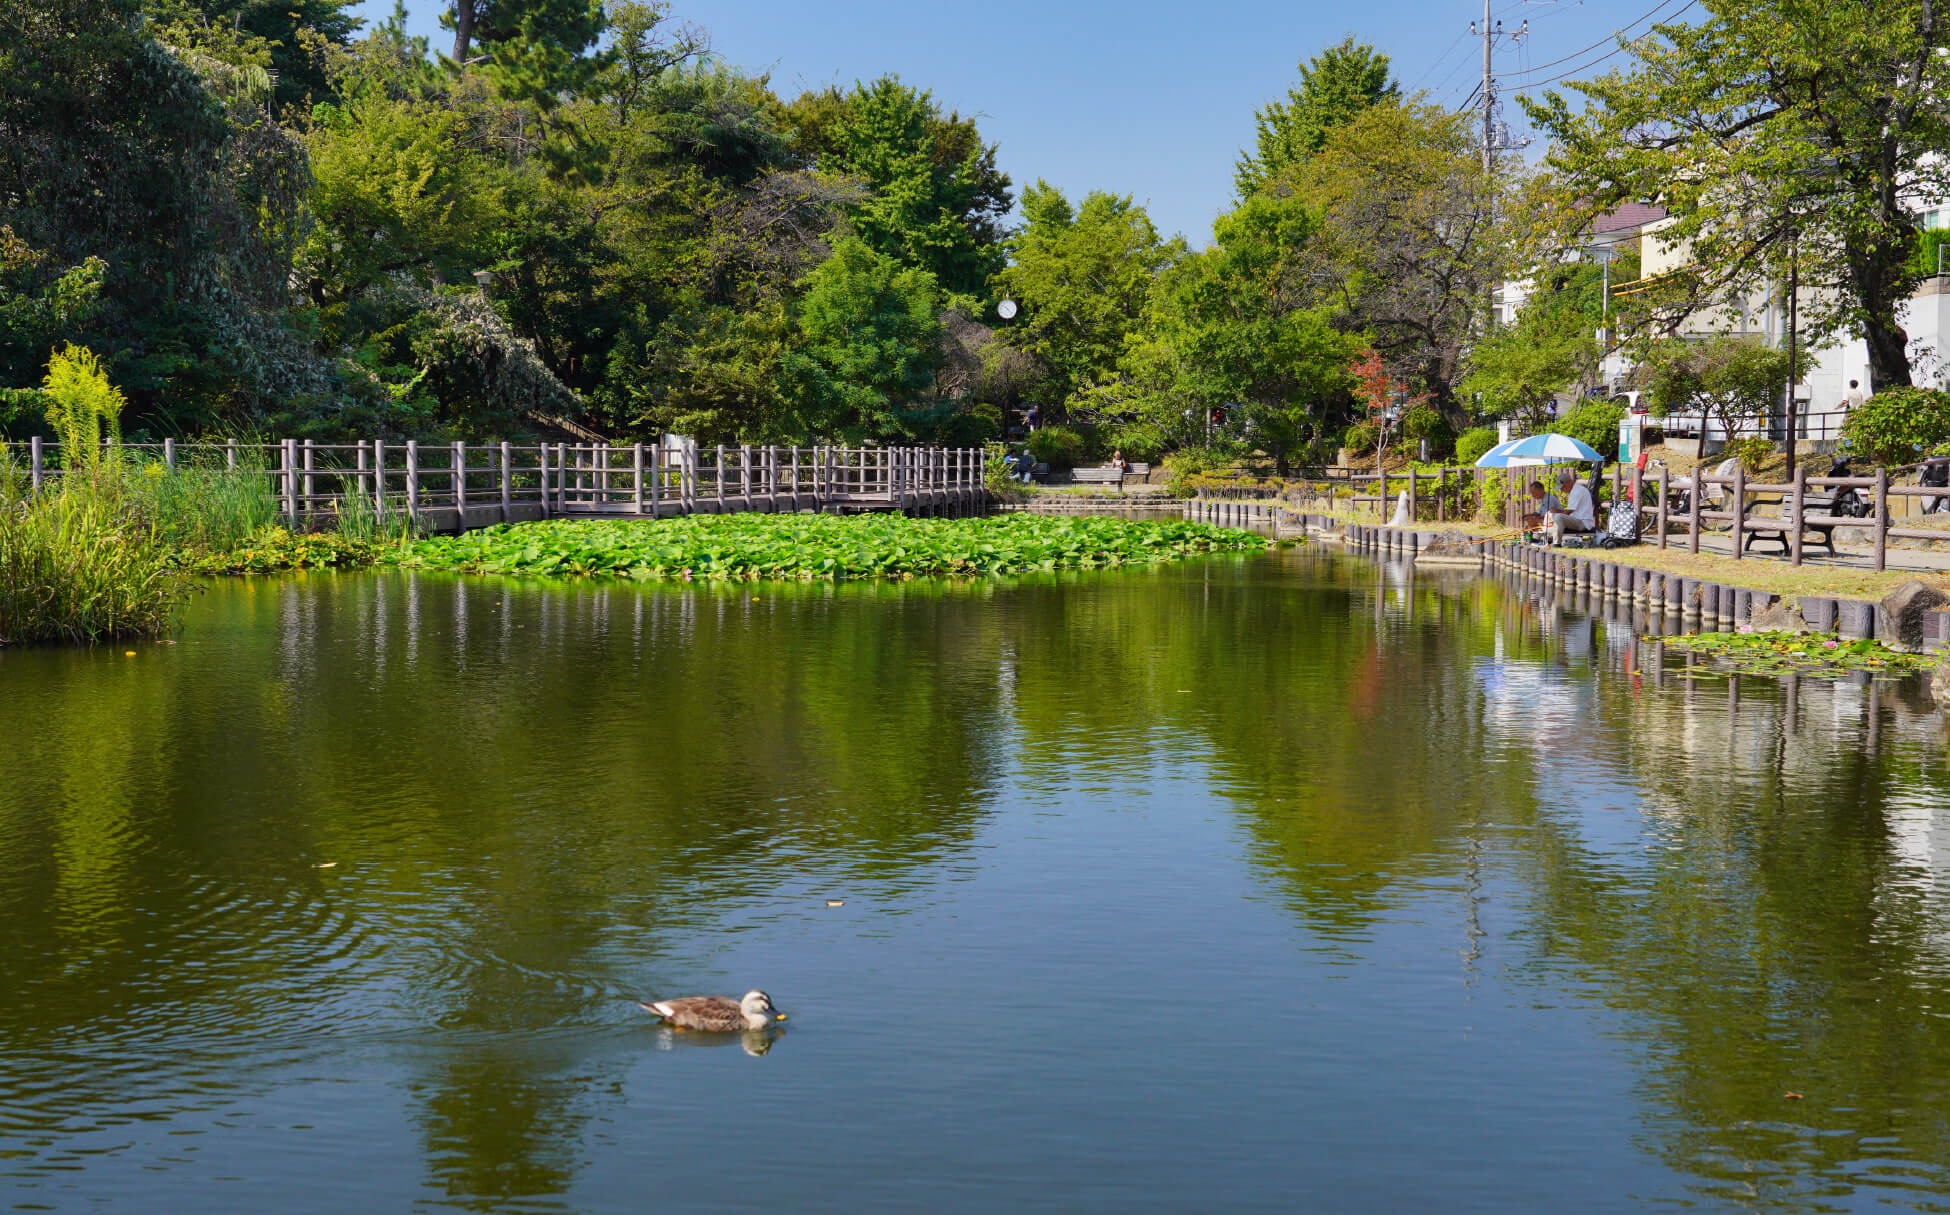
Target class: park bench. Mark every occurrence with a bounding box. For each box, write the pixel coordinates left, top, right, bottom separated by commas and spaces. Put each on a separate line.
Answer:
1069, 463, 1150, 487
1741, 494, 1842, 557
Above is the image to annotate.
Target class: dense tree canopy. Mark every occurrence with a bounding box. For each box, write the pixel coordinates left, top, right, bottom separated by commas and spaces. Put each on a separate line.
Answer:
1526, 0, 1950, 391
991, 181, 1181, 406
1, 9, 1871, 468
1235, 38, 1397, 200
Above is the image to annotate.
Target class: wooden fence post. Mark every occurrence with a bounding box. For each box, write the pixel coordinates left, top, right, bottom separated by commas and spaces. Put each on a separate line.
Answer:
633, 442, 646, 515
1789, 463, 1806, 566
1874, 466, 1889, 571
453, 440, 467, 520
1657, 467, 1669, 549
226, 438, 238, 471
282, 439, 299, 521
29, 435, 42, 490
1407, 468, 1417, 522
405, 440, 420, 525
163, 437, 176, 473
355, 441, 369, 521
302, 439, 316, 517
372, 439, 386, 519
1688, 466, 1702, 555
500, 441, 513, 515
1731, 464, 1745, 559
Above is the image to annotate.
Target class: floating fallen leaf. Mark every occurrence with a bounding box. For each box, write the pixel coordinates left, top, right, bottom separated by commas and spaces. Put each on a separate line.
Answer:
826, 899, 844, 907
314, 862, 337, 869
1784, 1091, 1804, 1100
124, 651, 136, 657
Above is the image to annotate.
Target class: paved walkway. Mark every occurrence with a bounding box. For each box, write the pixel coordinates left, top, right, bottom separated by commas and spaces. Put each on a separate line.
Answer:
1648, 528, 1950, 575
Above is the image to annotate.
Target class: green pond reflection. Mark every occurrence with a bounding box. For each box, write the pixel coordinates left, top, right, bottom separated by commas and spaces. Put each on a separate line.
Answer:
3, 550, 1950, 1212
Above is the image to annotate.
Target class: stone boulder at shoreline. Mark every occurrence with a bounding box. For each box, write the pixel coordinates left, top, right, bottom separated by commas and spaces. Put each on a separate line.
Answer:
1744, 601, 1811, 635
1877, 580, 1950, 653
1414, 533, 1487, 566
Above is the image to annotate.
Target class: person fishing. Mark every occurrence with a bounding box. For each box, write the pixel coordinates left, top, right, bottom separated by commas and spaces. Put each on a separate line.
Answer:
1541, 468, 1596, 543
1521, 481, 1559, 531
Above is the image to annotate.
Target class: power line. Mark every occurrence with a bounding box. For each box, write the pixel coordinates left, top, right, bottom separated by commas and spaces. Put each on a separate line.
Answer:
1409, 30, 1473, 93
1502, 0, 1692, 80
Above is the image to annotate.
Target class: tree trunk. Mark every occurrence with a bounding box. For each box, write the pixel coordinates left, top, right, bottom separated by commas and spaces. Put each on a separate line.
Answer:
1862, 307, 1913, 390
451, 1, 475, 63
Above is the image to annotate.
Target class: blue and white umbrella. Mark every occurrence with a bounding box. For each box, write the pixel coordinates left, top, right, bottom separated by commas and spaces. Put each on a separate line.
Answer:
1473, 437, 1523, 467
1473, 432, 1605, 468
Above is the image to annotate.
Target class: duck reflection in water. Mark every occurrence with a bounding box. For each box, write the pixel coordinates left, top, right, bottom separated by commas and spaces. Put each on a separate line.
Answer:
649, 1026, 784, 1057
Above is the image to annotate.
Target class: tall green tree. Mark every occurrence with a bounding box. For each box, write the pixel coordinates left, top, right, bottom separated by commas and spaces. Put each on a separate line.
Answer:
992, 181, 1182, 407
789, 237, 942, 440
1080, 190, 1359, 472
783, 78, 1011, 299
1460, 307, 1600, 432
1, 0, 337, 429
146, 0, 361, 110
1638, 335, 1791, 443
1525, 0, 1950, 390
1288, 100, 1504, 419
1235, 38, 1397, 199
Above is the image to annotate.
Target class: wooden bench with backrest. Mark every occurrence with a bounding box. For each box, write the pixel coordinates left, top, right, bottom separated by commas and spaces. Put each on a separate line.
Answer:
1069, 463, 1151, 486
1741, 493, 1841, 556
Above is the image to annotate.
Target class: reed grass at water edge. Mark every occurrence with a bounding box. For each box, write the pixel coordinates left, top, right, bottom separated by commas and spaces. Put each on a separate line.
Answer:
0, 468, 184, 645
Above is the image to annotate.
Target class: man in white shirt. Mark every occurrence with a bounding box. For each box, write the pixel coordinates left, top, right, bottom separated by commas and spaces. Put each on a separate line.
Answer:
1545, 468, 1596, 543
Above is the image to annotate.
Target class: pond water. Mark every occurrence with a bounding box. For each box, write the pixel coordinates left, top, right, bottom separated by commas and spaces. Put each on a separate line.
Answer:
4, 551, 1950, 1212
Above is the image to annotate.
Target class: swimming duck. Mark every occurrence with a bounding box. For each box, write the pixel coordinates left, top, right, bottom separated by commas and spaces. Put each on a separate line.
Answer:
639, 989, 782, 1031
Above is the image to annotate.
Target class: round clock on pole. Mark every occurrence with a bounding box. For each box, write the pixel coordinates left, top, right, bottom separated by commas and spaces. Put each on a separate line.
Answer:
997, 298, 1018, 320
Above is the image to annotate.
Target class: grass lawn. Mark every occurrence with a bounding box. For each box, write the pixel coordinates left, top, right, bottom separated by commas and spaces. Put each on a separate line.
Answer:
1542, 543, 1947, 603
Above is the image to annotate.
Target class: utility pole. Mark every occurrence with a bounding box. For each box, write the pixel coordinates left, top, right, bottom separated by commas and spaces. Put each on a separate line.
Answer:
1481, 0, 1494, 173
1470, 7, 1530, 174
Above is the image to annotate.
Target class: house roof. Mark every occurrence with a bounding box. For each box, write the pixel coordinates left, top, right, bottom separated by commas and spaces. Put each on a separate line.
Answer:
1591, 201, 1667, 237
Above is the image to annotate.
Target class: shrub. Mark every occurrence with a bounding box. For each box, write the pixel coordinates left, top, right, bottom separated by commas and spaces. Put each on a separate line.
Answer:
1398, 404, 1453, 455
1456, 426, 1499, 465
1556, 398, 1625, 460
983, 440, 1025, 499
41, 343, 124, 480
1341, 422, 1378, 455
1478, 469, 1509, 525
1163, 448, 1225, 497
1723, 437, 1775, 473
1026, 425, 1087, 470
1840, 386, 1950, 466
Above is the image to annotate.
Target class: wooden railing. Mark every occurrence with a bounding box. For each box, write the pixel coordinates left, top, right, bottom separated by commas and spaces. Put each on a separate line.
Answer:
1631, 465, 1949, 571
0, 437, 988, 529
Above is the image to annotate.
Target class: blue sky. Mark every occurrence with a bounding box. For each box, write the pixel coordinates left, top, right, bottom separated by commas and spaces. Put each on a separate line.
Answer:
349, 0, 1673, 244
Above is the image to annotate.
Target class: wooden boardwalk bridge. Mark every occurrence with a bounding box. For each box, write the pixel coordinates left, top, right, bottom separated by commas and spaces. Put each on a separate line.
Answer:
5, 438, 989, 532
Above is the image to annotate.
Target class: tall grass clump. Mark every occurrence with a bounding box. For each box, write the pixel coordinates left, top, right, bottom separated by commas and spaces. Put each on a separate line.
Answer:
329, 483, 419, 544
0, 346, 183, 646
124, 457, 280, 551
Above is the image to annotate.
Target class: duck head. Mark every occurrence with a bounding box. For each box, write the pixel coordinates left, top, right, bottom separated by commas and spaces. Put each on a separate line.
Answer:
740, 990, 781, 1026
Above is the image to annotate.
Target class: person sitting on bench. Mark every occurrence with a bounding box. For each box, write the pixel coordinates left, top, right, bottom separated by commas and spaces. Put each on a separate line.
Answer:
1543, 468, 1595, 543
1522, 481, 1559, 530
